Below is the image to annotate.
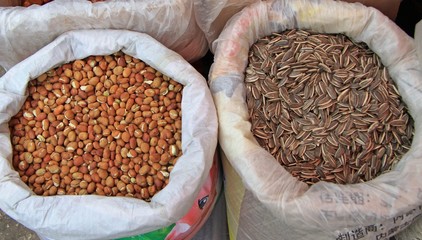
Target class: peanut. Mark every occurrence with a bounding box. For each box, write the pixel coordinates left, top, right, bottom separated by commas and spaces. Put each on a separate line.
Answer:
9, 51, 183, 201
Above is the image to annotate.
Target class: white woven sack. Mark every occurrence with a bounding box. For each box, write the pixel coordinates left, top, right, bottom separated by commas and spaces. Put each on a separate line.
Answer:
0, 0, 208, 71
0, 29, 217, 240
209, 0, 422, 239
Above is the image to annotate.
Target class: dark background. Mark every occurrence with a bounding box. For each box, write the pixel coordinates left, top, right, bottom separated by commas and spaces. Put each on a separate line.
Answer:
395, 0, 422, 37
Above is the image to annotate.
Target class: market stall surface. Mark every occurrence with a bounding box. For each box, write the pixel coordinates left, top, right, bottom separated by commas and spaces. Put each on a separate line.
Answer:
0, 210, 38, 240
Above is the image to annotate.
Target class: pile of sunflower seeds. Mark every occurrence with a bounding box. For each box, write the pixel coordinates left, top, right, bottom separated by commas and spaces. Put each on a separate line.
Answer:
245, 29, 414, 185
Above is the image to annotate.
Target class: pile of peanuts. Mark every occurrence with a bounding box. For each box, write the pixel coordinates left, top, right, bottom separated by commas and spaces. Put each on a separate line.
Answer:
9, 52, 183, 201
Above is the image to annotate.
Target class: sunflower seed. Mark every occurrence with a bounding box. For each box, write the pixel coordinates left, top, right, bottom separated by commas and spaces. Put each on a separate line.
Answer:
245, 29, 414, 185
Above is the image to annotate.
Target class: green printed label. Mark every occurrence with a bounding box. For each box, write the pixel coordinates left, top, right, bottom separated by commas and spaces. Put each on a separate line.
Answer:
117, 224, 175, 240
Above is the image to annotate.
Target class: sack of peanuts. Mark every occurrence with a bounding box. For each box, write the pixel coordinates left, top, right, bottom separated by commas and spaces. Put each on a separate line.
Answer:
0, 0, 208, 71
209, 0, 422, 239
0, 29, 218, 239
